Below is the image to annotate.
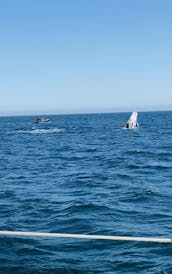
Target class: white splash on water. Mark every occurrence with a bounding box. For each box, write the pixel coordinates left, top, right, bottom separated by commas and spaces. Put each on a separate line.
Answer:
18, 128, 64, 134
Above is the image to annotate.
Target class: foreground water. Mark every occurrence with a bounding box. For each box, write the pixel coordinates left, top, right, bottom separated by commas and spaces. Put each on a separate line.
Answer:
0, 111, 172, 273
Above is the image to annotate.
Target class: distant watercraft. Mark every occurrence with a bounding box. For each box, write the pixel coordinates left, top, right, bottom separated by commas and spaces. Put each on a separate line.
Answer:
124, 112, 139, 129
33, 117, 50, 123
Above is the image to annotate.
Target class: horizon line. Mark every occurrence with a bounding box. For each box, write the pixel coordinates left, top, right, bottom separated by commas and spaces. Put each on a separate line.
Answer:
0, 108, 172, 118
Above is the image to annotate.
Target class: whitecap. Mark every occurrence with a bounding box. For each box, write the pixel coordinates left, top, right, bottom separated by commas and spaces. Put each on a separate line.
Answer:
18, 128, 64, 134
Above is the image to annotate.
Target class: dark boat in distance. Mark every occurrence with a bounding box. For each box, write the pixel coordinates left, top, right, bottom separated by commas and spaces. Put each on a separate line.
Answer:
33, 117, 50, 123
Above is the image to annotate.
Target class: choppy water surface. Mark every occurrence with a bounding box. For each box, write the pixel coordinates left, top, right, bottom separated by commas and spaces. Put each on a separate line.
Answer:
0, 112, 172, 273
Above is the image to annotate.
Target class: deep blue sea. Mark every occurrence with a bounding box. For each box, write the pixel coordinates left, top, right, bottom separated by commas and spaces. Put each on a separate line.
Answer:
0, 111, 172, 273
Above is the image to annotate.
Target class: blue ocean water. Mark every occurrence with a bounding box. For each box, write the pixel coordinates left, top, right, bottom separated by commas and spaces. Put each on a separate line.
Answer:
0, 111, 172, 273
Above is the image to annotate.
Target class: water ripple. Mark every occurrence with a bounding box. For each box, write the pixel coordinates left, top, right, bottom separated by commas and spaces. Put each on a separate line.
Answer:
0, 112, 172, 273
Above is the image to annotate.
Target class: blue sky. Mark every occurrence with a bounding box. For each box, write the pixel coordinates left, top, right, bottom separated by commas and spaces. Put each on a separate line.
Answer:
0, 0, 172, 115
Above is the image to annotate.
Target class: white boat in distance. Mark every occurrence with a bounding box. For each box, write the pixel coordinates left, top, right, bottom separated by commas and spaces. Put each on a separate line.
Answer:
124, 112, 139, 129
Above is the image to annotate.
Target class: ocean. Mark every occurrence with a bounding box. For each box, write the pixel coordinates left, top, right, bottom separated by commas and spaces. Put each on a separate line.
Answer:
0, 111, 171, 273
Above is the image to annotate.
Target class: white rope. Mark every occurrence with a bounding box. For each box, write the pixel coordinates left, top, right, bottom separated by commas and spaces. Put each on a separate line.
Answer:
0, 231, 171, 243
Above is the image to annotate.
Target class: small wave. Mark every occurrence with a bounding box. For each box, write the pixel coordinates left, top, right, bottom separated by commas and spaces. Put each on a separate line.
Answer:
18, 128, 64, 134
122, 127, 139, 130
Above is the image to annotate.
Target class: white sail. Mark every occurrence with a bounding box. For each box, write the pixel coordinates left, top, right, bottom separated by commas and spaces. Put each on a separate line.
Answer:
125, 112, 139, 129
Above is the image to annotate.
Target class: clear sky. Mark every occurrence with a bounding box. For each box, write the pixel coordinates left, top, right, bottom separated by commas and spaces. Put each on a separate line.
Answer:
0, 0, 172, 115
